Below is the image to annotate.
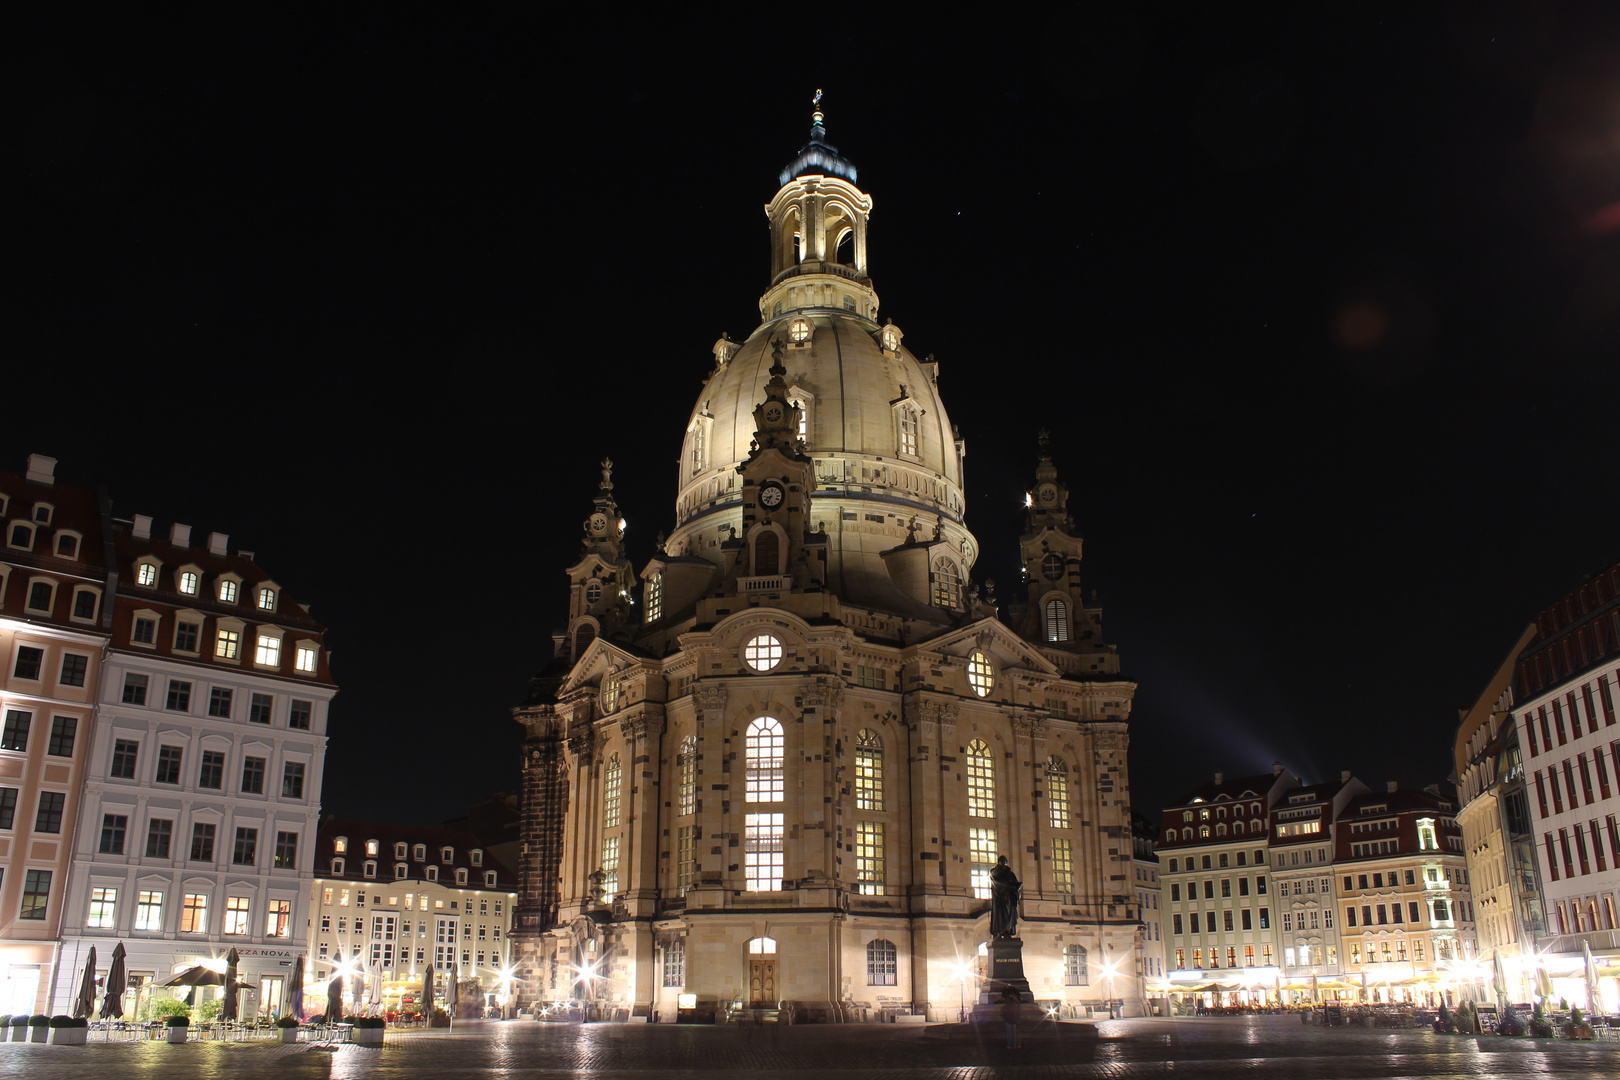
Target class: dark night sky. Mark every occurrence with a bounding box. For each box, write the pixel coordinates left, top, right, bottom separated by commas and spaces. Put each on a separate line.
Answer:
5, 7, 1619, 829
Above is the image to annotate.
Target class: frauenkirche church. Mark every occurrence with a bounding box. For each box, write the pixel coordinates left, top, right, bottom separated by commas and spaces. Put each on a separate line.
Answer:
510, 97, 1141, 1022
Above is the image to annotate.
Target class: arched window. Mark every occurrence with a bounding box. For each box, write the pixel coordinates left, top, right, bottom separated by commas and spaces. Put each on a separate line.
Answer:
1199, 825, 1210, 838
866, 939, 897, 986
585, 581, 602, 605
603, 753, 622, 828
1216, 823, 1227, 836
1182, 829, 1191, 840
753, 530, 780, 576
747, 936, 777, 955
855, 729, 883, 811
1233, 820, 1245, 834
1064, 945, 1089, 986
1164, 830, 1174, 842
967, 739, 993, 817
966, 650, 994, 697
1041, 552, 1065, 580
932, 558, 961, 609
897, 407, 919, 456
645, 574, 662, 622
573, 623, 595, 662
678, 735, 697, 817
745, 718, 784, 803
1045, 597, 1069, 642
1047, 757, 1070, 828
689, 421, 706, 475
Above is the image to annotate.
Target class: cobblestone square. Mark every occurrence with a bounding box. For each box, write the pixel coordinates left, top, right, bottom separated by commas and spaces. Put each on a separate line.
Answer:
0, 1016, 1617, 1079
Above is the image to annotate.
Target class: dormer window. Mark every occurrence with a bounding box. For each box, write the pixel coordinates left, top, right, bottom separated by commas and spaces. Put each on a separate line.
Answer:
425, 866, 438, 882
932, 557, 961, 610
441, 847, 454, 863
484, 871, 497, 888
394, 863, 407, 880
365, 840, 379, 856
880, 322, 901, 352
896, 407, 919, 456
218, 577, 240, 603
331, 858, 345, 876
645, 574, 663, 623
787, 317, 812, 344
413, 844, 426, 862
32, 503, 53, 525
334, 837, 348, 854
257, 586, 277, 611
455, 868, 468, 885
54, 532, 80, 559
8, 522, 34, 550
136, 562, 159, 587
178, 570, 200, 596
686, 412, 713, 477
394, 842, 407, 859
364, 860, 376, 878
470, 850, 483, 867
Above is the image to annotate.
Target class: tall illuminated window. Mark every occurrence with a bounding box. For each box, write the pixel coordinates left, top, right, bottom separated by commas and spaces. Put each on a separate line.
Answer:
967, 739, 994, 817
970, 828, 997, 899
255, 634, 280, 667
663, 940, 684, 987
134, 890, 164, 931
601, 836, 620, 899
1416, 817, 1438, 851
855, 729, 883, 811
224, 896, 250, 935
678, 735, 697, 817
178, 571, 199, 596
745, 813, 784, 891
87, 887, 117, 928
218, 579, 238, 603
689, 422, 705, 475
645, 575, 662, 622
933, 558, 961, 609
1045, 597, 1069, 642
1063, 944, 1088, 985
897, 407, 919, 455
137, 563, 158, 587
1047, 757, 1070, 828
265, 899, 291, 937
677, 825, 698, 894
603, 753, 622, 827
181, 893, 208, 933
1052, 837, 1074, 900
746, 717, 784, 802
856, 821, 884, 894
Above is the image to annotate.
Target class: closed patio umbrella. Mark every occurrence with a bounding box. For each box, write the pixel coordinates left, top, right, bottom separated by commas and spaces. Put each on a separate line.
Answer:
1584, 942, 1605, 1015
422, 961, 435, 1022
449, 963, 461, 1019
72, 946, 98, 1019
221, 947, 241, 1021
352, 955, 366, 1012
1492, 950, 1510, 1013
368, 959, 383, 1017
102, 943, 128, 1020
287, 957, 305, 1021
1535, 958, 1555, 1003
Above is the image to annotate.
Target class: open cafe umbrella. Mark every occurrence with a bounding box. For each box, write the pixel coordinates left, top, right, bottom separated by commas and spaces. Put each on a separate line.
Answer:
287, 956, 305, 1021
422, 961, 436, 1022
1584, 942, 1605, 1015
221, 947, 241, 1021
102, 942, 128, 1019
72, 946, 98, 1019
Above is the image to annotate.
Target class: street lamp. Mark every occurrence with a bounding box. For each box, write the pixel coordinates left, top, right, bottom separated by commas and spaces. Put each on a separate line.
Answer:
1099, 956, 1121, 1019
952, 962, 975, 1023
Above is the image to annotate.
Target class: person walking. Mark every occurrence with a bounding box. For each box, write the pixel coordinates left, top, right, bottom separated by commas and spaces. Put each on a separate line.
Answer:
1001, 990, 1021, 1049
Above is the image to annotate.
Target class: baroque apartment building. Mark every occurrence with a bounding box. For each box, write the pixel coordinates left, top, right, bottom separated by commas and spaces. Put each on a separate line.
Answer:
1511, 563, 1620, 1003
51, 513, 336, 1017
1270, 775, 1367, 985
511, 102, 1141, 1022
1334, 784, 1475, 1003
0, 456, 113, 1014
1157, 768, 1299, 999
310, 820, 516, 1017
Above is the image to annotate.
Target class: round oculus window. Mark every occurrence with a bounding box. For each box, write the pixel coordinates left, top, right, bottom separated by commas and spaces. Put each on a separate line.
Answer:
744, 633, 784, 672
1042, 553, 1065, 581
966, 650, 994, 697
788, 318, 812, 343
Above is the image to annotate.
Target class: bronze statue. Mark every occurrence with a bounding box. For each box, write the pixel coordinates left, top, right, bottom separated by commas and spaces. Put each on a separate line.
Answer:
989, 855, 1021, 938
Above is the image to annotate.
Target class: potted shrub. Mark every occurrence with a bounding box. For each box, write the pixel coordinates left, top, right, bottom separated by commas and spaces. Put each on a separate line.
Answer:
165, 1014, 191, 1043
8, 1015, 26, 1042
28, 1015, 49, 1043
1497, 1006, 1525, 1037
275, 1015, 300, 1044
430, 1008, 450, 1029
48, 1016, 89, 1046
1528, 1001, 1555, 1038
1565, 1005, 1595, 1040
352, 1016, 386, 1046
1433, 1003, 1455, 1034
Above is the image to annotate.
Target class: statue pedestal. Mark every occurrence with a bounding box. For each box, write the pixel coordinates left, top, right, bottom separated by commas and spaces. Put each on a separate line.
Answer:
969, 938, 1042, 1023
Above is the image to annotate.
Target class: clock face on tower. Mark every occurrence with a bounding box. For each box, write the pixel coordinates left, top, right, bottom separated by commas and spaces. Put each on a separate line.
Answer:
1038, 484, 1058, 506
590, 513, 608, 533
759, 480, 786, 509
763, 402, 784, 425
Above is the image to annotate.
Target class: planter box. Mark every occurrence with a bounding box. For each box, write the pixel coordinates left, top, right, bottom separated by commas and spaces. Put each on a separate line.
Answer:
353, 1028, 385, 1046
49, 1027, 89, 1045
7, 1027, 24, 1042
280, 1028, 299, 1044
166, 1027, 188, 1044
29, 1027, 48, 1043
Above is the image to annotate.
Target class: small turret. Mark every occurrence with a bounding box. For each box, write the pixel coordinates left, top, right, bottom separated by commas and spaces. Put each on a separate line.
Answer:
563, 458, 639, 661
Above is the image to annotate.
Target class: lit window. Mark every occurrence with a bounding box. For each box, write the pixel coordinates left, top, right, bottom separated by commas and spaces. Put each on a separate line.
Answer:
266, 898, 291, 937
969, 827, 997, 898
219, 579, 239, 603
856, 821, 884, 894
88, 886, 118, 928
1048, 757, 1070, 828
866, 938, 897, 985
216, 629, 241, 660
788, 317, 812, 342
663, 940, 685, 987
933, 558, 961, 609
688, 421, 706, 475
19, 870, 51, 920
181, 893, 208, 933
744, 634, 783, 672
134, 890, 165, 931
137, 563, 158, 587
179, 571, 199, 596
1045, 597, 1069, 642
967, 739, 994, 816
255, 633, 281, 667
678, 824, 698, 894
745, 717, 784, 802
966, 651, 994, 697
897, 408, 919, 456
744, 813, 785, 891
224, 896, 250, 935
600, 835, 620, 898
366, 840, 379, 856
678, 735, 697, 817
644, 574, 662, 622
296, 643, 318, 673
604, 753, 622, 827
1064, 944, 1089, 986
748, 935, 777, 955
1052, 837, 1074, 899
881, 325, 899, 351
854, 729, 883, 811
258, 587, 276, 611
